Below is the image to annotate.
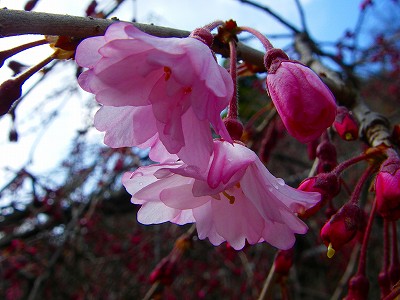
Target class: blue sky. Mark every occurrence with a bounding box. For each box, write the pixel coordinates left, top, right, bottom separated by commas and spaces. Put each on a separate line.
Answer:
0, 0, 365, 198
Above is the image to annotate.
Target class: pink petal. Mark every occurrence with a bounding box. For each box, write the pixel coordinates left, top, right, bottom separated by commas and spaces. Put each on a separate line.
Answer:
122, 164, 174, 198
160, 183, 210, 210
170, 210, 195, 225
193, 202, 226, 246
94, 105, 158, 147
75, 36, 105, 68
253, 159, 321, 213
207, 141, 256, 189
260, 220, 297, 250
137, 201, 181, 224
210, 188, 264, 250
176, 107, 213, 172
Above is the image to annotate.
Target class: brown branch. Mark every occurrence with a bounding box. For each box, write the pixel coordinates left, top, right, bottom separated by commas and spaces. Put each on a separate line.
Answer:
0, 9, 264, 68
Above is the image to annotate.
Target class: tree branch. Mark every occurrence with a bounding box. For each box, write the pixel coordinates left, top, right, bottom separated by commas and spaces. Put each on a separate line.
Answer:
0, 9, 264, 69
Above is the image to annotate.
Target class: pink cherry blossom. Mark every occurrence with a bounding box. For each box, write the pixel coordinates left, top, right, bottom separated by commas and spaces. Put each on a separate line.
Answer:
75, 22, 233, 167
122, 140, 320, 250
265, 49, 337, 143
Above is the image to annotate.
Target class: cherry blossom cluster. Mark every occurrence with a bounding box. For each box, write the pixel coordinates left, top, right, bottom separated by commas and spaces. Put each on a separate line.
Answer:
75, 20, 340, 250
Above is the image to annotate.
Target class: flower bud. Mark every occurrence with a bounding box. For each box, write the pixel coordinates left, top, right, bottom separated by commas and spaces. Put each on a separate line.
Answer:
85, 0, 97, 16
223, 117, 243, 141
344, 274, 369, 300
24, 0, 39, 11
274, 248, 294, 276
320, 203, 364, 258
0, 79, 22, 116
378, 271, 391, 298
316, 140, 338, 173
333, 106, 359, 141
375, 153, 400, 220
298, 172, 341, 218
265, 50, 337, 143
149, 257, 177, 285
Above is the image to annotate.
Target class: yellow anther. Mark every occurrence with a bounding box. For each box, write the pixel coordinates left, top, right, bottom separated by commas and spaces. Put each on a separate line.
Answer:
345, 132, 354, 141
222, 191, 235, 204
327, 243, 336, 258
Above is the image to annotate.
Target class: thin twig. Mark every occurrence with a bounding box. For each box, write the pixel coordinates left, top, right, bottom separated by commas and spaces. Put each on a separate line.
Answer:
238, 0, 300, 33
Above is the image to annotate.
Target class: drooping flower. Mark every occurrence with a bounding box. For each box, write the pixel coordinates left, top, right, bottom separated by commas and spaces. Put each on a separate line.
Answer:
265, 48, 337, 143
375, 151, 400, 220
122, 140, 320, 250
75, 22, 233, 168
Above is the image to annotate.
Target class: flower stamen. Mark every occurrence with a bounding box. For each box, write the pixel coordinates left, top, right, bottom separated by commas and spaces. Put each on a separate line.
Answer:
222, 190, 235, 204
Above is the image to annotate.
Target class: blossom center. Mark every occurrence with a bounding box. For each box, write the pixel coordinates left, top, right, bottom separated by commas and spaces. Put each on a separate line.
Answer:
163, 66, 172, 81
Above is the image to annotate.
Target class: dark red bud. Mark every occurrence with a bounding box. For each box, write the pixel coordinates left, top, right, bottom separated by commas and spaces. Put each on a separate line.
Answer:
320, 203, 364, 257
344, 274, 369, 300
378, 271, 391, 298
24, 0, 39, 11
223, 118, 243, 141
85, 0, 97, 16
333, 106, 359, 141
274, 248, 294, 276
298, 172, 340, 218
0, 79, 23, 116
149, 257, 177, 285
316, 141, 337, 173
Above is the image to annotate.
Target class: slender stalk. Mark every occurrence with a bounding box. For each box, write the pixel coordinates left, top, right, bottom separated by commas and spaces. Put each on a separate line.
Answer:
239, 26, 274, 51
349, 165, 376, 204
227, 40, 239, 119
356, 198, 377, 275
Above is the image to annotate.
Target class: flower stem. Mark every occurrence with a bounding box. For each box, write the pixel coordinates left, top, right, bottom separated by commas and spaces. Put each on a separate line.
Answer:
349, 165, 376, 204
203, 20, 224, 31
227, 40, 238, 120
356, 197, 377, 276
239, 26, 274, 51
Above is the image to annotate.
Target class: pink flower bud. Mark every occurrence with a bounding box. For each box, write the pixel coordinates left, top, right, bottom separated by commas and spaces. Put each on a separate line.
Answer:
265, 49, 337, 143
375, 153, 400, 220
320, 203, 364, 258
333, 106, 359, 141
